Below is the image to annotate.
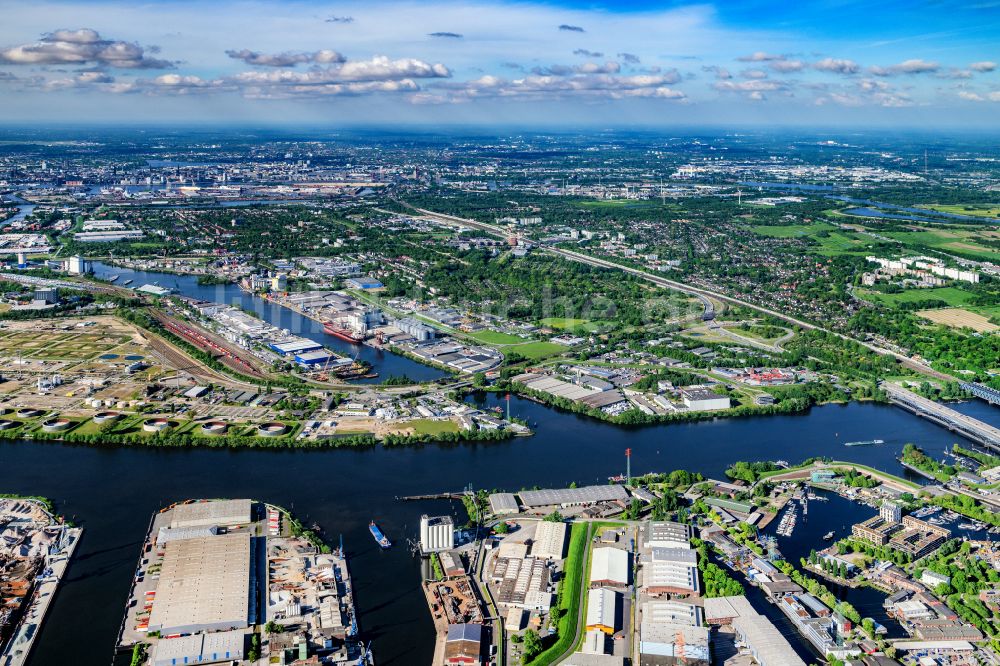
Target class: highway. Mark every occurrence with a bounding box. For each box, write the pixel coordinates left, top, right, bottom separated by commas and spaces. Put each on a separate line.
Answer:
882, 383, 1000, 451
406, 205, 954, 382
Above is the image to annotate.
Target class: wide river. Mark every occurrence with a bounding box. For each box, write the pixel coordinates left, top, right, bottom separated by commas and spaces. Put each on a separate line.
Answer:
4, 264, 999, 665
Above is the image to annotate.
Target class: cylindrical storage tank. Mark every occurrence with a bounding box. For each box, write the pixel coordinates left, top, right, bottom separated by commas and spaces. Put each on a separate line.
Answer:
16, 408, 42, 419
200, 421, 228, 436
142, 418, 173, 433
0, 420, 17, 431
42, 418, 73, 433
257, 421, 288, 437
93, 411, 121, 424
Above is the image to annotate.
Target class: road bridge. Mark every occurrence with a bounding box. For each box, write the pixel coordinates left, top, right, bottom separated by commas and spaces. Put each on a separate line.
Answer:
882, 383, 1000, 451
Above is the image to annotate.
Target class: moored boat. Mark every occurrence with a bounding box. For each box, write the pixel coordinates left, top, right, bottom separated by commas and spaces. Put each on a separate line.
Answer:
324, 322, 364, 343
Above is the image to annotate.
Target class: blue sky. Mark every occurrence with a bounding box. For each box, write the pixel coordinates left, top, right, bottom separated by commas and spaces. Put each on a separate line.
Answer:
0, 0, 998, 125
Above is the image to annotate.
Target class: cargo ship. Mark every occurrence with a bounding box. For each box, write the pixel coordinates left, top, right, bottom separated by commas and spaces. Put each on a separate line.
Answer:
323, 322, 364, 344
369, 521, 391, 549
844, 439, 885, 447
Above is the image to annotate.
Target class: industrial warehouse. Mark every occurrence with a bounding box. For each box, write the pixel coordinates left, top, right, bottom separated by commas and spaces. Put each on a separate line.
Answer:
117, 499, 370, 666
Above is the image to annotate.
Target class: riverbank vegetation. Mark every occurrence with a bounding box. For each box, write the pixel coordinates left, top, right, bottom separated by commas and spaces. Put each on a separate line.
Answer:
901, 443, 957, 482
525, 522, 589, 666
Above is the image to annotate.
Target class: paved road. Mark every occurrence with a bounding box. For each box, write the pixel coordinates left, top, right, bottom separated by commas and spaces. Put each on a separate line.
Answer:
407, 205, 953, 382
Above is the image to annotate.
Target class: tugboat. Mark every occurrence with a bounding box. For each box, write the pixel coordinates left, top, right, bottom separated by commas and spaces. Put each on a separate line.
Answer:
369, 521, 391, 549
324, 321, 364, 343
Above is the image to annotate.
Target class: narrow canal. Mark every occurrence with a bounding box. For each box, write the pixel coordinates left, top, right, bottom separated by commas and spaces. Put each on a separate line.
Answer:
89, 261, 447, 384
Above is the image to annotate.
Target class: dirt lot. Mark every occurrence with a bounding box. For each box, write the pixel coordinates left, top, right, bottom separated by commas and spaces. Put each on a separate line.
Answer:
916, 307, 998, 333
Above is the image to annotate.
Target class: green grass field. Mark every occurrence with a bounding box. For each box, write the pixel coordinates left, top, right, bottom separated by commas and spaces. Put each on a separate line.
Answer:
880, 229, 1000, 263
508, 341, 567, 359
408, 419, 460, 435
750, 222, 871, 255
920, 203, 1000, 220
858, 286, 975, 307
537, 317, 600, 332
466, 330, 528, 345
750, 222, 837, 238
814, 231, 870, 256
578, 200, 673, 210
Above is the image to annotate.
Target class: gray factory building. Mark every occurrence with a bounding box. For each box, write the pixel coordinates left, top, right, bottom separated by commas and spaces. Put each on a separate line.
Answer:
146, 532, 253, 635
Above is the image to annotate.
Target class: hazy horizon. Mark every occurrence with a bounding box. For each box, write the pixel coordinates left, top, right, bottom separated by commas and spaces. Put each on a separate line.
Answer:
1, 0, 999, 126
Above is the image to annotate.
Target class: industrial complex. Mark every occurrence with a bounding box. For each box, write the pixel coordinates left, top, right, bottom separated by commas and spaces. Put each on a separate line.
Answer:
117, 499, 370, 666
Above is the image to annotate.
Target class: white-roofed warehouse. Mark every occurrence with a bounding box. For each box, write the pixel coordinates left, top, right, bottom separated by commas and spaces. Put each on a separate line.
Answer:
531, 520, 567, 560
585, 587, 620, 635
590, 547, 629, 587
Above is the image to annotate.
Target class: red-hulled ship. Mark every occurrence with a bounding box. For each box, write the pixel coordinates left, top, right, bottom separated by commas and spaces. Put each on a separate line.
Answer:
323, 322, 364, 343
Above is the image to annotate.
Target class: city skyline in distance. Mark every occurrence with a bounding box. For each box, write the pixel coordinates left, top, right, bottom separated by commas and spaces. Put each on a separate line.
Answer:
1, 0, 999, 126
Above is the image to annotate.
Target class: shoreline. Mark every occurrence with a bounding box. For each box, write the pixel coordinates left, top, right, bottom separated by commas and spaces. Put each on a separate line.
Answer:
0, 501, 82, 666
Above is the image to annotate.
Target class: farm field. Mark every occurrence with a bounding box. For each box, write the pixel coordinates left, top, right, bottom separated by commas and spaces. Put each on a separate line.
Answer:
877, 227, 1000, 263
857, 286, 975, 307
466, 330, 529, 345
537, 317, 601, 332
813, 230, 871, 256
749, 221, 837, 238
919, 204, 1000, 220
915, 307, 998, 333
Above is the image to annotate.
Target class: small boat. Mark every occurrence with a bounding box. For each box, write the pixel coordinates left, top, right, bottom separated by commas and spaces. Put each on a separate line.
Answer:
369, 521, 391, 549
109, 275, 120, 283
844, 439, 885, 447
823, 531, 835, 540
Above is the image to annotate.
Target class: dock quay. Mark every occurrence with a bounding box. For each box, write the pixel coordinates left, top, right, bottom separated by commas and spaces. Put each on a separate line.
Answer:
882, 383, 1000, 451
898, 460, 938, 481
0, 499, 82, 666
397, 491, 472, 501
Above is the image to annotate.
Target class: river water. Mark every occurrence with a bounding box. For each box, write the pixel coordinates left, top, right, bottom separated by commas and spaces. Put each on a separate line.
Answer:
6, 264, 1000, 665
